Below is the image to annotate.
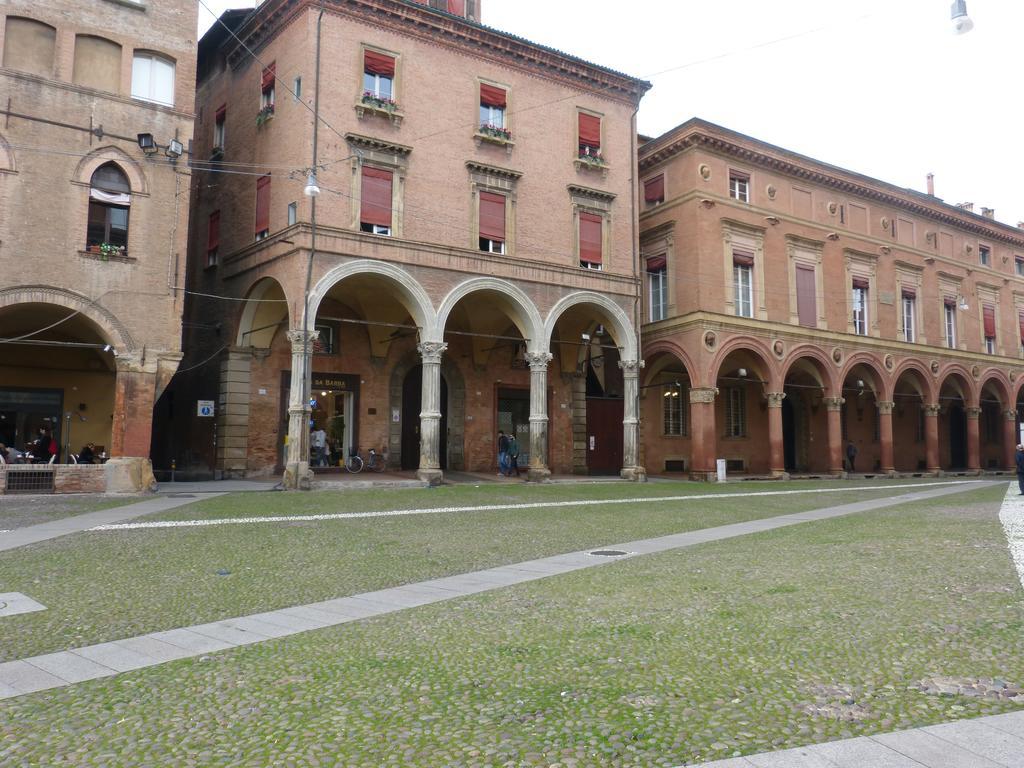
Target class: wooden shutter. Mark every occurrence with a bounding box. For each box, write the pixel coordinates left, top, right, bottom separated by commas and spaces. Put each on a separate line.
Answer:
983, 305, 996, 337
360, 166, 393, 227
852, 276, 870, 290
646, 255, 666, 271
364, 50, 396, 76
732, 248, 754, 267
480, 83, 507, 108
579, 212, 603, 264
478, 191, 506, 242
944, 296, 957, 308
644, 175, 665, 203
255, 175, 271, 234
901, 286, 916, 299
795, 265, 816, 327
215, 104, 226, 123
261, 62, 275, 92
578, 113, 601, 148
207, 210, 220, 251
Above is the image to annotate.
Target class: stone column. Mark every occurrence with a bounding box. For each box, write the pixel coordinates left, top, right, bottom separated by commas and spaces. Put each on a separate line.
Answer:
283, 329, 317, 490
766, 392, 786, 477
417, 341, 447, 486
924, 403, 941, 473
1004, 409, 1018, 472
689, 387, 718, 480
824, 397, 845, 475
966, 406, 982, 472
619, 359, 646, 482
877, 400, 895, 475
526, 351, 553, 482
107, 354, 159, 493
217, 348, 252, 478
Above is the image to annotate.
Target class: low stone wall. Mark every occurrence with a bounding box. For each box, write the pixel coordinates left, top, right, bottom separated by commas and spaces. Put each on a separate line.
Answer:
0, 464, 105, 494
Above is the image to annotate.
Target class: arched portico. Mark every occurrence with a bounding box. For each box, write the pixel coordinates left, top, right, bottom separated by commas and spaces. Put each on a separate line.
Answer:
891, 364, 933, 473
979, 374, 1013, 471
544, 292, 642, 479
708, 341, 778, 476
839, 357, 888, 474
937, 369, 976, 472
640, 340, 697, 476
781, 352, 839, 474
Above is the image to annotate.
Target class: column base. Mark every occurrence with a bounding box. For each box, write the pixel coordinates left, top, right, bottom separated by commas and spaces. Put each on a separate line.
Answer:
770, 470, 790, 480
105, 457, 157, 494
829, 468, 847, 478
282, 461, 314, 490
527, 466, 551, 483
620, 466, 647, 482
689, 470, 717, 482
417, 468, 444, 486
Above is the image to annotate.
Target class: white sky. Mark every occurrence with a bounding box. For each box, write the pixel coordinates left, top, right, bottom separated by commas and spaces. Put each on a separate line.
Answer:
198, 0, 1022, 227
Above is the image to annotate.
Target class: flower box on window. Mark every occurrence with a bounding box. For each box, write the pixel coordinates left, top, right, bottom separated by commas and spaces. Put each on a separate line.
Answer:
255, 103, 275, 126
474, 123, 515, 155
575, 146, 609, 177
355, 92, 404, 127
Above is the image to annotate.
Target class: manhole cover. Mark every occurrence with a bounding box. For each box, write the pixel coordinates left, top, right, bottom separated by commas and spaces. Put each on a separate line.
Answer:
589, 550, 629, 557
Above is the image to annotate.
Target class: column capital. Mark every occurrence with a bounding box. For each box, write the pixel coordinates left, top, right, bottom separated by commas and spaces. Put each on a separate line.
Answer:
823, 396, 845, 411
965, 406, 982, 419
417, 341, 448, 364
287, 328, 318, 354
690, 387, 718, 404
765, 392, 786, 408
923, 403, 942, 416
1005, 409, 1018, 422
877, 400, 895, 415
618, 359, 645, 375
525, 351, 553, 370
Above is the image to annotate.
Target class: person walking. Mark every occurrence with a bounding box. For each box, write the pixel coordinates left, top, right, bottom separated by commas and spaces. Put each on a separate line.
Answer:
507, 433, 521, 478
1016, 444, 1024, 495
497, 430, 509, 476
310, 425, 328, 467
845, 440, 858, 473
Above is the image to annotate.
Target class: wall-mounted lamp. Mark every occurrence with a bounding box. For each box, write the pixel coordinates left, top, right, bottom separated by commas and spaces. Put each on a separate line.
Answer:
102, 344, 112, 353
951, 0, 974, 34
958, 295, 970, 311
581, 333, 591, 342
303, 171, 321, 198
137, 133, 158, 155
165, 139, 184, 159
738, 368, 748, 378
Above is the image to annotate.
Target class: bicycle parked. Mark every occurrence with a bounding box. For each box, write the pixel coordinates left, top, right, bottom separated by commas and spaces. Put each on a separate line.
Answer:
344, 446, 387, 473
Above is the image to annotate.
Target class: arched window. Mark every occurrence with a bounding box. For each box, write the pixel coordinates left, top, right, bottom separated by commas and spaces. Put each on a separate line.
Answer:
131, 51, 175, 106
2, 17, 57, 77
73, 35, 122, 93
86, 163, 131, 253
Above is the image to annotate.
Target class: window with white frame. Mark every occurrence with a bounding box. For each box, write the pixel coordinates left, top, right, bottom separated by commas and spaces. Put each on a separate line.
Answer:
287, 201, 297, 226
1017, 258, 1024, 277
479, 83, 507, 131
724, 387, 746, 437
213, 105, 226, 150
131, 51, 175, 106
260, 62, 276, 110
729, 171, 750, 203
733, 250, 753, 318
363, 50, 395, 101
663, 384, 686, 436
979, 244, 991, 267
293, 75, 302, 102
983, 304, 996, 354
852, 280, 869, 335
944, 299, 957, 349
901, 290, 916, 343
647, 257, 667, 322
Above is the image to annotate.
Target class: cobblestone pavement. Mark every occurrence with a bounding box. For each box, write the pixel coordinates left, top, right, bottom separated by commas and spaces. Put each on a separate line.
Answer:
0, 495, 136, 531
0, 481, 992, 700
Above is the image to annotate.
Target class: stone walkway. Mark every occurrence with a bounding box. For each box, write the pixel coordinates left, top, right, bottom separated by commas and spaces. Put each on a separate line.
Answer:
0, 480, 991, 700
0, 493, 225, 553
999, 482, 1024, 590
687, 709, 1024, 766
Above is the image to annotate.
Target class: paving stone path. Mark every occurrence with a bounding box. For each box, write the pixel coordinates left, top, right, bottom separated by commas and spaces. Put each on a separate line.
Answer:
999, 482, 1024, 590
0, 493, 225, 553
0, 480, 992, 701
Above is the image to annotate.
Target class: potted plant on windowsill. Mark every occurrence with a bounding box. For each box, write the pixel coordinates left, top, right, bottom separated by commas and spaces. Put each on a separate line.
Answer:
99, 243, 126, 261
361, 91, 398, 112
575, 146, 609, 178
256, 103, 275, 126
355, 92, 404, 127
474, 123, 515, 154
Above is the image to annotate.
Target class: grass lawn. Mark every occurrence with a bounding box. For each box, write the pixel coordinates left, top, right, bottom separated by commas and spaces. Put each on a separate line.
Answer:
0, 484, 1019, 766
0, 480, 960, 661
0, 495, 137, 531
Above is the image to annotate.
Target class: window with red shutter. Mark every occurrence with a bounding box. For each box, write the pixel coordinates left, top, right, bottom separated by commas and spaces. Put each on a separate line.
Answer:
983, 305, 996, 337
579, 212, 603, 268
644, 175, 664, 205
255, 176, 271, 239
478, 192, 506, 254
795, 265, 816, 328
479, 83, 508, 133
260, 62, 275, 115
363, 50, 396, 104
578, 113, 601, 158
360, 166, 393, 234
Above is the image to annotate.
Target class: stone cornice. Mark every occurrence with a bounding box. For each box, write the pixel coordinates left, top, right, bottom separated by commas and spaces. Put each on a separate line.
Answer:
465, 160, 522, 180
566, 184, 616, 203
345, 133, 412, 156
222, 0, 650, 105
640, 119, 1024, 248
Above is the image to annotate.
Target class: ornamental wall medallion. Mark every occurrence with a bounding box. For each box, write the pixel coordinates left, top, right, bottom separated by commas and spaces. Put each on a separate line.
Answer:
884, 354, 894, 371
832, 348, 843, 365
699, 164, 711, 181
773, 340, 785, 358
972, 365, 981, 378
930, 360, 940, 374
766, 184, 777, 200
827, 201, 838, 215
703, 331, 717, 350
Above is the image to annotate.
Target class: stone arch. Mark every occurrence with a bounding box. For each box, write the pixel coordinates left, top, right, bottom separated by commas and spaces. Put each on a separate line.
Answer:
937, 365, 979, 406
543, 291, 637, 361
0, 131, 16, 173
839, 353, 891, 400
235, 277, 291, 347
0, 284, 134, 351
891, 360, 937, 403
73, 145, 149, 195
708, 335, 779, 390
436, 277, 544, 350
641, 338, 697, 386
978, 370, 1012, 408
781, 346, 839, 396
306, 260, 436, 337
388, 346, 466, 471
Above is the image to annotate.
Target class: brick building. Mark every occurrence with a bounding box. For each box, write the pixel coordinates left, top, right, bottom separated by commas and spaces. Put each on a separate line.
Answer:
638, 119, 1024, 480
0, 0, 196, 491
159, 0, 650, 485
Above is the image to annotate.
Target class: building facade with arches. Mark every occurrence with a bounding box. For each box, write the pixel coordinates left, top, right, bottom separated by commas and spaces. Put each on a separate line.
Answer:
0, 1, 196, 490
638, 119, 1024, 480
162, 0, 650, 485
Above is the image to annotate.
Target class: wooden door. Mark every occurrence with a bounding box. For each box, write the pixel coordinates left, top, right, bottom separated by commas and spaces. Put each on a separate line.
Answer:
585, 397, 623, 475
